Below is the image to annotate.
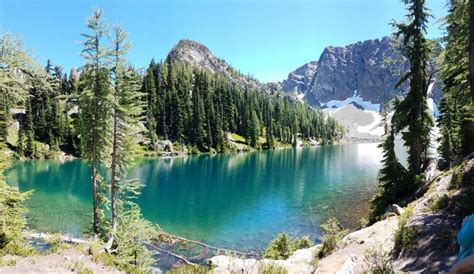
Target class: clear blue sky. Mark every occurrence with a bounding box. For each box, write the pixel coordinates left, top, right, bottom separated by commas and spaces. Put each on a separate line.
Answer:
1, 0, 447, 82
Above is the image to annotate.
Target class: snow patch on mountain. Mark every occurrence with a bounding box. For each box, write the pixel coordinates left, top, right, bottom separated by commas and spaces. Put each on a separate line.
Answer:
321, 90, 381, 112
323, 104, 384, 143
356, 110, 384, 136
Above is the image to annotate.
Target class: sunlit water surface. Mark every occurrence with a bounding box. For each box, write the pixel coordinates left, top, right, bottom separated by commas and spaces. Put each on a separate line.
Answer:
6, 144, 386, 251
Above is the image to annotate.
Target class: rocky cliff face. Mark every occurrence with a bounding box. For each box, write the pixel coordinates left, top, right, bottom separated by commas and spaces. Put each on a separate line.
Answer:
281, 37, 442, 110
281, 61, 318, 94
166, 39, 263, 90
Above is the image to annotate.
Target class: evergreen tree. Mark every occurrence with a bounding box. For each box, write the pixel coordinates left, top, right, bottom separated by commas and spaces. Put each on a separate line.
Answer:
0, 143, 32, 251
438, 0, 474, 168
142, 61, 158, 147
190, 71, 206, 149
370, 103, 409, 223
470, 0, 474, 101
391, 0, 433, 175
0, 34, 50, 143
23, 98, 35, 158
78, 8, 112, 237
108, 24, 145, 245
249, 110, 260, 148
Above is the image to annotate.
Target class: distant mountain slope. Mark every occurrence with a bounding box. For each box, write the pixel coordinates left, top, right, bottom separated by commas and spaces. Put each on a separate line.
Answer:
281, 61, 318, 93
166, 39, 263, 90
281, 36, 442, 111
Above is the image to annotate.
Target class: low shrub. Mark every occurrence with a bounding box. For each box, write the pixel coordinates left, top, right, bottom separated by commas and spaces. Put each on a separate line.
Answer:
263, 233, 314, 260
263, 233, 292, 260
43, 233, 69, 254
317, 218, 348, 258
394, 206, 418, 252
67, 261, 93, 274
293, 235, 313, 249
363, 246, 394, 273
166, 264, 211, 274
0, 258, 17, 266
187, 145, 201, 154
431, 194, 450, 212
258, 262, 288, 274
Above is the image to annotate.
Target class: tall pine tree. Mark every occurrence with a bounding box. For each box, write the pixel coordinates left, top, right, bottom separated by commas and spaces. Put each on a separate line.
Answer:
391, 0, 433, 175
78, 8, 112, 236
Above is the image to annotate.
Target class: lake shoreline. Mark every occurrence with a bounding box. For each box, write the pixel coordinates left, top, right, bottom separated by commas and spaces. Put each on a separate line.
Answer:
7, 144, 384, 252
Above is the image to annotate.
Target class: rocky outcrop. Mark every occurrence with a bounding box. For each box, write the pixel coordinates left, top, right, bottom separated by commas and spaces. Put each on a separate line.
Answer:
166, 39, 263, 90
308, 37, 410, 105
315, 216, 399, 273
281, 37, 442, 110
281, 61, 318, 94
210, 245, 321, 274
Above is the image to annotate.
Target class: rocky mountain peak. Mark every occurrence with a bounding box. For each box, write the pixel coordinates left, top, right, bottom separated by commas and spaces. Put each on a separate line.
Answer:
281, 36, 441, 110
167, 39, 262, 90
167, 39, 218, 71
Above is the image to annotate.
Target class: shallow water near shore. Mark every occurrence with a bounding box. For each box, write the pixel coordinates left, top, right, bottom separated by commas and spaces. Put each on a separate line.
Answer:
6, 144, 386, 252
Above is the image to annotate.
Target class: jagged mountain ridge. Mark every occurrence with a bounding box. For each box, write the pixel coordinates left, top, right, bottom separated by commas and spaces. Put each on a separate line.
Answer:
281, 36, 442, 110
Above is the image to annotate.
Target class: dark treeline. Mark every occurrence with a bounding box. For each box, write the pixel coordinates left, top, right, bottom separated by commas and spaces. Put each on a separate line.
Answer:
141, 59, 343, 152
13, 58, 343, 159
17, 59, 76, 158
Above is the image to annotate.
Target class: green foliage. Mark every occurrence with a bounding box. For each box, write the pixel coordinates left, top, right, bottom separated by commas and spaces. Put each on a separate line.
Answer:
431, 194, 449, 212
0, 33, 51, 143
449, 162, 474, 218
42, 233, 70, 254
263, 233, 314, 260
293, 235, 313, 249
67, 261, 93, 274
363, 246, 394, 274
141, 61, 344, 152
78, 8, 113, 237
257, 263, 288, 274
112, 205, 155, 273
0, 145, 33, 253
318, 218, 348, 258
310, 250, 319, 268
438, 0, 474, 168
263, 233, 292, 260
166, 264, 211, 274
91, 248, 116, 268
108, 23, 146, 242
369, 120, 410, 223
394, 206, 418, 251
391, 0, 434, 175
0, 258, 16, 266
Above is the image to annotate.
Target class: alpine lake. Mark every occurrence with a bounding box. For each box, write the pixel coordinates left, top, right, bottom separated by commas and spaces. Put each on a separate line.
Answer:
6, 143, 394, 254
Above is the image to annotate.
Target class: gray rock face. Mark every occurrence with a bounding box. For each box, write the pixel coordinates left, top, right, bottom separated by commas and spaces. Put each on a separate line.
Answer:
309, 36, 409, 104
166, 39, 262, 90
281, 61, 318, 94
281, 36, 442, 107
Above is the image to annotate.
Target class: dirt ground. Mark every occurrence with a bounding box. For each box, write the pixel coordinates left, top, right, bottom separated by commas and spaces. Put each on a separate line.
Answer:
0, 247, 122, 274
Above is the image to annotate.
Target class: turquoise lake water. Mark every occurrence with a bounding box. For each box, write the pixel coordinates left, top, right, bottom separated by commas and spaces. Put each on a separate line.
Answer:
5, 144, 385, 252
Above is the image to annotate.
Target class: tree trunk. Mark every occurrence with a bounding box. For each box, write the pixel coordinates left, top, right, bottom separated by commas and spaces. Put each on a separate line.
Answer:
92, 156, 99, 236
107, 108, 119, 250
470, 0, 474, 101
